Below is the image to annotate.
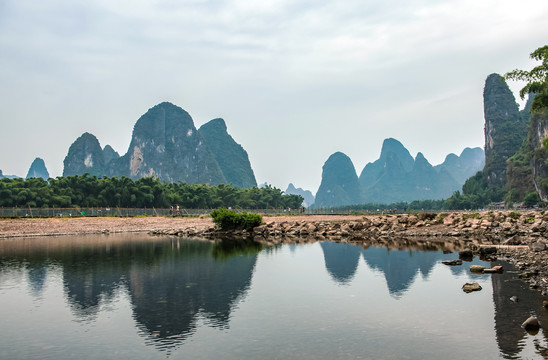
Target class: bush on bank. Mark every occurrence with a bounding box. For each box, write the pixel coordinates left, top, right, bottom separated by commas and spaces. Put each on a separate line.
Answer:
210, 208, 263, 232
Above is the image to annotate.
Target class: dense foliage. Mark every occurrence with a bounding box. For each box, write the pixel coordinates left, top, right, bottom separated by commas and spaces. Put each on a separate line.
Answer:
0, 175, 303, 209
210, 208, 263, 232
505, 45, 548, 113
444, 172, 505, 210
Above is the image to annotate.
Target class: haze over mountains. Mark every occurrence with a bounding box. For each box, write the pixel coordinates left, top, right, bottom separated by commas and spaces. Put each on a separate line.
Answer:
2, 100, 485, 207
314, 139, 484, 207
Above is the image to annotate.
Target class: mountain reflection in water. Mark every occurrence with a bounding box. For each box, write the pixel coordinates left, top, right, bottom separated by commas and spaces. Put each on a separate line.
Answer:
1, 234, 548, 359
0, 234, 259, 352
320, 240, 488, 297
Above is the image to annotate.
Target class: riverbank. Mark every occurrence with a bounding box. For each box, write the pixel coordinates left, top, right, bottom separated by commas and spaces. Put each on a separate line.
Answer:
0, 214, 363, 238
2, 211, 548, 295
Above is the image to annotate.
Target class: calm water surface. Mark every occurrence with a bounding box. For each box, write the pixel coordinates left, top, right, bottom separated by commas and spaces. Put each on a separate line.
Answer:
0, 234, 547, 359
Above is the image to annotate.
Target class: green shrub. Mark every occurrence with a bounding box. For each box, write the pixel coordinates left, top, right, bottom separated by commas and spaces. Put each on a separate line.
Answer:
210, 208, 263, 232
523, 191, 541, 206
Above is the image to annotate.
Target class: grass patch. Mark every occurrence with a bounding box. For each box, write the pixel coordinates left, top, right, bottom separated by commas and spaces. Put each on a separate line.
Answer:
463, 212, 480, 221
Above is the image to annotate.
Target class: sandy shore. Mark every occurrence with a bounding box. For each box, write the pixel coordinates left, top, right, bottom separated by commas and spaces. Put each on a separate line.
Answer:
0, 215, 363, 238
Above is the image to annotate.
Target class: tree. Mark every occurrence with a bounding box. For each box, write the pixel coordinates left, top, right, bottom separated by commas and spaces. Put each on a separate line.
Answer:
505, 45, 548, 112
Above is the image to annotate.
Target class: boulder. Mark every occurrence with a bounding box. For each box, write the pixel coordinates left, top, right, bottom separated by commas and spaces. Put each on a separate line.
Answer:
462, 282, 482, 293
522, 316, 541, 330
442, 259, 463, 266
470, 265, 486, 273
479, 246, 497, 256
459, 249, 474, 259
483, 266, 503, 274
501, 222, 513, 230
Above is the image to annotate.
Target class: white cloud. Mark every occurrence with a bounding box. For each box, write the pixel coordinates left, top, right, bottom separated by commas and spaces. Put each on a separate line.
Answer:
0, 0, 547, 192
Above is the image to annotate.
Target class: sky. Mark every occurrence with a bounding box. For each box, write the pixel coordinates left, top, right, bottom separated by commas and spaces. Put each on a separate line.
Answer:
0, 0, 547, 194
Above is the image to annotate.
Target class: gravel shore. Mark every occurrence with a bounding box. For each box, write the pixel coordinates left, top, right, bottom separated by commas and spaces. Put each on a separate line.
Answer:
0, 215, 361, 238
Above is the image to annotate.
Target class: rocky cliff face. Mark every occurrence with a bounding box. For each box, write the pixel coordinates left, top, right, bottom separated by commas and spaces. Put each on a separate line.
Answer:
198, 118, 256, 188
63, 102, 257, 185
314, 152, 361, 207
63, 132, 107, 177
112, 102, 225, 184
26, 158, 50, 180
102, 145, 120, 165
285, 183, 315, 207
528, 112, 548, 201
483, 73, 527, 188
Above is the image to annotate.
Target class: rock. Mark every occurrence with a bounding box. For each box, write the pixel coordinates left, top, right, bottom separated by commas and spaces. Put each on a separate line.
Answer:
407, 215, 418, 225
502, 235, 522, 245
470, 265, 486, 273
501, 222, 513, 230
459, 249, 474, 259
479, 246, 497, 256
443, 216, 455, 226
462, 282, 482, 293
482, 265, 503, 274
442, 259, 463, 266
510, 296, 519, 302
492, 265, 504, 273
531, 241, 546, 252
522, 316, 541, 330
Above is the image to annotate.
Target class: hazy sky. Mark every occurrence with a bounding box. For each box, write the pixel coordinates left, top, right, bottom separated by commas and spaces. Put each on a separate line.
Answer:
1, 0, 546, 193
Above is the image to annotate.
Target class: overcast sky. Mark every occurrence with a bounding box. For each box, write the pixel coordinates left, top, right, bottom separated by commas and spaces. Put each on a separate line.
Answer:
1, 0, 546, 193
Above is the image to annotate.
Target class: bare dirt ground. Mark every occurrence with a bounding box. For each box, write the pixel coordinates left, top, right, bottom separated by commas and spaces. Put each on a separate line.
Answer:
0, 215, 364, 238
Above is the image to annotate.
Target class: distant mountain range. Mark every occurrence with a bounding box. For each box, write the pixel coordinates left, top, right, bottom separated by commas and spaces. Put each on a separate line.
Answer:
314, 139, 485, 207
0, 169, 18, 179
285, 183, 315, 207
2, 101, 485, 207
62, 102, 257, 187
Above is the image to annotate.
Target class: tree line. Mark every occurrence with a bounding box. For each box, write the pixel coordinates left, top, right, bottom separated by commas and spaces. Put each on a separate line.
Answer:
0, 175, 304, 210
